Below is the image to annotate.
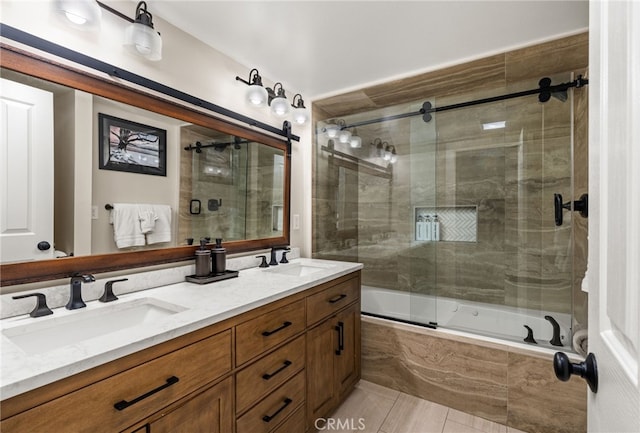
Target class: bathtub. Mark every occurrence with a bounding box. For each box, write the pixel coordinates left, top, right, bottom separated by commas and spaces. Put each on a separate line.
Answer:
361, 285, 573, 352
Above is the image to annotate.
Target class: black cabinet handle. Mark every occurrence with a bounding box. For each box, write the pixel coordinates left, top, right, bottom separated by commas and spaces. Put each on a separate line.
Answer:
262, 321, 292, 337
262, 360, 293, 380
114, 376, 179, 411
335, 321, 344, 355
262, 398, 292, 423
328, 294, 347, 304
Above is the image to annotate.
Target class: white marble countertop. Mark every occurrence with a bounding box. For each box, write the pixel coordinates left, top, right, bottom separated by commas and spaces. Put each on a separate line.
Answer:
0, 258, 362, 400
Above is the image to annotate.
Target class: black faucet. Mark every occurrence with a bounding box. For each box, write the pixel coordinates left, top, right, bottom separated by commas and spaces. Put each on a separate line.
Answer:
544, 315, 563, 346
99, 278, 128, 303
523, 325, 537, 344
269, 246, 290, 266
66, 274, 95, 310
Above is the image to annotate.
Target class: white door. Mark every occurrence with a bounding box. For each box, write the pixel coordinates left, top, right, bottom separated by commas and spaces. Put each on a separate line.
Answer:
588, 1, 640, 431
0, 78, 54, 263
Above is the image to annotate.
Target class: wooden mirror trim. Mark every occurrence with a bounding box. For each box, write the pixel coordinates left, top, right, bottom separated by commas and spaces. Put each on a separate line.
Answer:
0, 44, 291, 286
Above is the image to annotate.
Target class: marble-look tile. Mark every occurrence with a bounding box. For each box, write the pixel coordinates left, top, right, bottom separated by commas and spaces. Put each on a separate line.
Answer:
362, 320, 509, 424
506, 352, 587, 433
447, 408, 508, 433
326, 380, 399, 433
379, 392, 449, 433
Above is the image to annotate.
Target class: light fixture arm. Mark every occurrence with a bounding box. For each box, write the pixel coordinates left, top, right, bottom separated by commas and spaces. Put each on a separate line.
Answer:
291, 94, 306, 109
235, 68, 263, 87
134, 1, 154, 27
96, 1, 134, 23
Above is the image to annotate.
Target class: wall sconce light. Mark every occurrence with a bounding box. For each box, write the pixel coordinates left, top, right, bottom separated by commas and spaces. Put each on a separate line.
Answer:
324, 122, 341, 139
268, 83, 290, 117
235, 70, 309, 125
384, 144, 397, 163
349, 127, 362, 148
55, 0, 102, 29
291, 94, 309, 125
236, 69, 269, 107
123, 1, 162, 61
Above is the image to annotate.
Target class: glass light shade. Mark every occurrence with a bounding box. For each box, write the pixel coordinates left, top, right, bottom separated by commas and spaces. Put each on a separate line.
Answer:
124, 23, 163, 61
270, 96, 290, 117
350, 135, 362, 148
384, 150, 392, 161
390, 153, 398, 163
338, 130, 352, 144
325, 124, 340, 138
55, 0, 102, 29
245, 85, 268, 107
292, 107, 310, 125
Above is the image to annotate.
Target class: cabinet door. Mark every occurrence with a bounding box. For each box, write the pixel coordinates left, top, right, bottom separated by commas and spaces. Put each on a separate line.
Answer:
149, 377, 233, 433
306, 318, 337, 425
335, 303, 360, 397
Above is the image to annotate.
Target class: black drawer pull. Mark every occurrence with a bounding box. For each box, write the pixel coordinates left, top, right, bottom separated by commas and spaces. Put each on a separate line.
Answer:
328, 294, 347, 304
262, 398, 293, 423
335, 321, 344, 355
114, 376, 179, 411
262, 321, 292, 337
262, 360, 293, 380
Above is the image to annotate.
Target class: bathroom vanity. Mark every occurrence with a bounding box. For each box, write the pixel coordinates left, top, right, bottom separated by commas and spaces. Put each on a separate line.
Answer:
0, 259, 362, 433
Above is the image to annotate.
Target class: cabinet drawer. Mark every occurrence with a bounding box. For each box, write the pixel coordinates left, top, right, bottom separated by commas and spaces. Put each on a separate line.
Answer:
272, 405, 305, 433
236, 299, 305, 366
1, 330, 231, 433
236, 335, 305, 414
236, 370, 305, 433
306, 277, 360, 326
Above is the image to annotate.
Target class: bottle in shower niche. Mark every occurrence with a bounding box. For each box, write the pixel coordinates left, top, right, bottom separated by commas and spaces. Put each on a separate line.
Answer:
416, 215, 425, 241
432, 214, 440, 241
424, 215, 433, 241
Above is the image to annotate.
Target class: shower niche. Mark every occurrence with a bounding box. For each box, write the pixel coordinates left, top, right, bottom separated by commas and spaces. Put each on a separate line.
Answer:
413, 206, 477, 242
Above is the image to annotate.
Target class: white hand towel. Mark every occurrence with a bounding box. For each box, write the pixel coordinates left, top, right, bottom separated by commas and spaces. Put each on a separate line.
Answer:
110, 203, 146, 248
137, 205, 158, 234
146, 205, 172, 244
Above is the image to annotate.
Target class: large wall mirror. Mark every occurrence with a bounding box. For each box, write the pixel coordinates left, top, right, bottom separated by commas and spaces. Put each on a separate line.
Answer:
0, 45, 291, 286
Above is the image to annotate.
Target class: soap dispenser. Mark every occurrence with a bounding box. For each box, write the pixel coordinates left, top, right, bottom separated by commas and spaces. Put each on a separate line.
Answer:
211, 238, 227, 275
195, 239, 211, 277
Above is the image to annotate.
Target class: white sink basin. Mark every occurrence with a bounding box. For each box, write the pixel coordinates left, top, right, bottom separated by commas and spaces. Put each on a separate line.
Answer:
266, 262, 334, 277
2, 297, 186, 355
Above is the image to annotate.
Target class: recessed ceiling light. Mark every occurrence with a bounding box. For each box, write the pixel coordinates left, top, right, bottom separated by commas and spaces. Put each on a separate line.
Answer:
482, 121, 506, 130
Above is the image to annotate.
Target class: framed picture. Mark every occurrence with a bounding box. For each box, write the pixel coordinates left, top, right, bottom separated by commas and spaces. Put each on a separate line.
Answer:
98, 113, 167, 176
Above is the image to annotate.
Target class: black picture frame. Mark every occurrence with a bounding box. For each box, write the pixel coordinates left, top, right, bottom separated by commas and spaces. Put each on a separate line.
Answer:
98, 113, 167, 176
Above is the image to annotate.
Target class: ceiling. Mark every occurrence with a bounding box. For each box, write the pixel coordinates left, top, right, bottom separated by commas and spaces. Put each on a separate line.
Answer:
149, 1, 589, 100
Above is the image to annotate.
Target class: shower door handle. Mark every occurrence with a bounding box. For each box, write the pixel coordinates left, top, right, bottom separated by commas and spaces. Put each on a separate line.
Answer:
554, 193, 588, 226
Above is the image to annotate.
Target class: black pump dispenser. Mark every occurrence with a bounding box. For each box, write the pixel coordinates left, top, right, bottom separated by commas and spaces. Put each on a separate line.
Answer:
195, 239, 211, 277
211, 238, 226, 275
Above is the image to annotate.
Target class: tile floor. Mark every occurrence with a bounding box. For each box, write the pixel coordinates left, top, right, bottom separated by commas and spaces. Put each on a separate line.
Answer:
321, 380, 527, 433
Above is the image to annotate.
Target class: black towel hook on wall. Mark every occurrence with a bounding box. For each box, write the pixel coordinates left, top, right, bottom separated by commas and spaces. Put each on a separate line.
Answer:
554, 193, 588, 226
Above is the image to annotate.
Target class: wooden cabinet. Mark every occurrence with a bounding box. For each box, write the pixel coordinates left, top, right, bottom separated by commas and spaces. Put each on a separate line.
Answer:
146, 377, 233, 433
1, 330, 232, 433
1, 269, 361, 433
306, 275, 361, 429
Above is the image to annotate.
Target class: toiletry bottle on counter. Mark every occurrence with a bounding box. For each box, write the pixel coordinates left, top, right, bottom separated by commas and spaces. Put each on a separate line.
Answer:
211, 238, 226, 275
195, 239, 211, 277
432, 214, 440, 241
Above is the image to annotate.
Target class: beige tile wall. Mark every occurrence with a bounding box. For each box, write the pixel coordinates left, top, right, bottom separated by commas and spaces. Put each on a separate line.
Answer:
313, 33, 588, 319
361, 317, 587, 433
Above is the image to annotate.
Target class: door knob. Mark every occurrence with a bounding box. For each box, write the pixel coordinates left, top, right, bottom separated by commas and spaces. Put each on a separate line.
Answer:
553, 352, 598, 393
37, 241, 51, 251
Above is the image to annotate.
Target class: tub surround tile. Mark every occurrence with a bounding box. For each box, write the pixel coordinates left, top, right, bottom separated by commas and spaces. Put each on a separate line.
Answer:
362, 320, 509, 424
507, 352, 587, 433
361, 318, 587, 433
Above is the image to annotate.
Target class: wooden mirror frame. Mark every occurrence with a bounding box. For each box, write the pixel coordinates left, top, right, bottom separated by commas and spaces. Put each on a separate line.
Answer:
0, 44, 291, 286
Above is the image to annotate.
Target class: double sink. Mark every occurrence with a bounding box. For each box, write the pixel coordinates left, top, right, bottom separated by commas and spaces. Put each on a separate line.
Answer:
1, 260, 335, 357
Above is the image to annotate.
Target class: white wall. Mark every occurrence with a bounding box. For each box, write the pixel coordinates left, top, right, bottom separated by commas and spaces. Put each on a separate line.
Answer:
0, 0, 311, 255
